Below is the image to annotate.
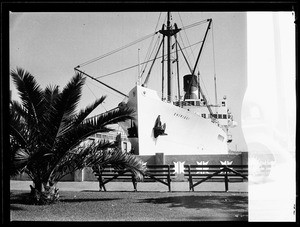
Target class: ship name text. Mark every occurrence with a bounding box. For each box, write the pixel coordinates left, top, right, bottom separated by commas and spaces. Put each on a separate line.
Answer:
174, 112, 190, 120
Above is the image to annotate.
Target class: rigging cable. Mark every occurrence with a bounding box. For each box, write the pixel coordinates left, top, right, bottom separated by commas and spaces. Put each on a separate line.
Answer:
86, 75, 124, 99
178, 16, 212, 106
178, 16, 210, 95
178, 33, 198, 73
139, 34, 162, 82
199, 23, 213, 106
86, 81, 98, 99
177, 13, 212, 104
181, 19, 210, 30
179, 14, 210, 104
86, 81, 108, 111
140, 13, 163, 77
211, 20, 218, 106
178, 13, 197, 64
75, 67, 128, 97
75, 15, 215, 102
77, 32, 157, 68
77, 17, 208, 69
95, 40, 203, 79
143, 37, 164, 86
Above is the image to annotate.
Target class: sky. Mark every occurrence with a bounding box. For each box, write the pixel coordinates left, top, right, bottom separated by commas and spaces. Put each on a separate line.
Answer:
9, 11, 296, 221
9, 11, 248, 151
9, 11, 296, 153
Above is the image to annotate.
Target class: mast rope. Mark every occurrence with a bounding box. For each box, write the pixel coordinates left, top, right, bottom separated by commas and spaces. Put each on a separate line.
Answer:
142, 38, 164, 86
77, 15, 214, 101
178, 13, 197, 63
76, 17, 209, 69
87, 79, 124, 100
77, 32, 157, 68
177, 16, 211, 79
141, 13, 163, 77
139, 34, 162, 81
86, 81, 108, 111
211, 21, 218, 106
85, 81, 98, 99
181, 19, 209, 31
178, 17, 213, 108
178, 33, 196, 71
95, 40, 203, 79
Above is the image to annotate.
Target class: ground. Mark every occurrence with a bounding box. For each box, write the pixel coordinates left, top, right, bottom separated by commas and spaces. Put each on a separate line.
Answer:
10, 181, 248, 222
10, 190, 247, 222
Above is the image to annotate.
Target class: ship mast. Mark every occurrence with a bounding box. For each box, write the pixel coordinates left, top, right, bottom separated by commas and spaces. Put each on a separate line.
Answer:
167, 12, 172, 102
159, 12, 180, 102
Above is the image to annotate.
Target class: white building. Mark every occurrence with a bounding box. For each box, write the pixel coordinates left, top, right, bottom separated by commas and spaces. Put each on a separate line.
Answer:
87, 125, 132, 153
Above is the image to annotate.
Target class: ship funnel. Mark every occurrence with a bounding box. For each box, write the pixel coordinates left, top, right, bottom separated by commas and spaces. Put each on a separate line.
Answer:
183, 74, 199, 99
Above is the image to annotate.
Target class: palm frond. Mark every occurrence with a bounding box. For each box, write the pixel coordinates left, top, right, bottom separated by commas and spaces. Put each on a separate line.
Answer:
41, 85, 61, 147
73, 95, 106, 126
50, 142, 146, 183
10, 68, 44, 131
10, 100, 27, 119
10, 148, 31, 176
14, 148, 30, 165
44, 85, 60, 106
10, 101, 28, 146
51, 72, 85, 138
91, 149, 146, 181
90, 107, 135, 129
48, 140, 115, 182
51, 106, 133, 155
10, 124, 27, 147
59, 72, 85, 117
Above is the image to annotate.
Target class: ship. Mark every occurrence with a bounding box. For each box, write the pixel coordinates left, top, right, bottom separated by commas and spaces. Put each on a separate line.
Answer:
76, 12, 237, 156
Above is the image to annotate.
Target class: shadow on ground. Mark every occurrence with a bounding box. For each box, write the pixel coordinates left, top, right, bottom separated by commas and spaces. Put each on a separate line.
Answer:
10, 192, 33, 205
59, 198, 120, 203
10, 205, 25, 211
138, 194, 248, 210
137, 194, 248, 221
10, 192, 121, 205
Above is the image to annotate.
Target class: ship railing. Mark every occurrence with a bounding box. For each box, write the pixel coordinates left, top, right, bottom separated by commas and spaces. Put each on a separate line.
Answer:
161, 93, 205, 107
172, 100, 204, 107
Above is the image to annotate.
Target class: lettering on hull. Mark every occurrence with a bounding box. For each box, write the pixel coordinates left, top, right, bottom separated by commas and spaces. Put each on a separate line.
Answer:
173, 112, 190, 120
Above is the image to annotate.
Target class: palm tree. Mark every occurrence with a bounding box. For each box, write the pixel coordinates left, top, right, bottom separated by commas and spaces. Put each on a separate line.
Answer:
10, 68, 146, 205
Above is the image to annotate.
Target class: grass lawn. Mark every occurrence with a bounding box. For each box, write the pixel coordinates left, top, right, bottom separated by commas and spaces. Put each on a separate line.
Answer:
10, 190, 248, 222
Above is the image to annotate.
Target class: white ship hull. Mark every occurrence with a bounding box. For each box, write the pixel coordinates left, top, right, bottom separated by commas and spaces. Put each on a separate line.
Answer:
121, 85, 229, 155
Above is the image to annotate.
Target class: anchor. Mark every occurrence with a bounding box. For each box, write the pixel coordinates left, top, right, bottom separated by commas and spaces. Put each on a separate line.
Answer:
153, 115, 167, 138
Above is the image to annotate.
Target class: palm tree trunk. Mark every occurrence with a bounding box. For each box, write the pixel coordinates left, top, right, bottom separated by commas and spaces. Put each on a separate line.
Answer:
30, 180, 59, 205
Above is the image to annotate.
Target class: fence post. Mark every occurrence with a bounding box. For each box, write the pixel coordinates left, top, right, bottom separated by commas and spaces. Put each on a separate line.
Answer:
167, 165, 171, 192
225, 167, 228, 192
98, 173, 106, 191
131, 174, 137, 192
188, 165, 194, 192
